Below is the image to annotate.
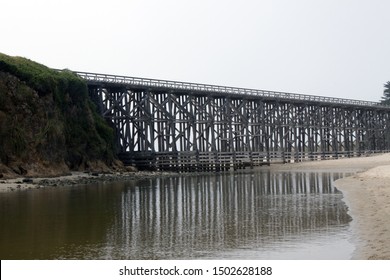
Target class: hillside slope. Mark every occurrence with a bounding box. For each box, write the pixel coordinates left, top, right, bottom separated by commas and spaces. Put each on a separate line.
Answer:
0, 53, 121, 178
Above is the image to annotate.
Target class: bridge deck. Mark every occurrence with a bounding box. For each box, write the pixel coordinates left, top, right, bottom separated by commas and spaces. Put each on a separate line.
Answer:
75, 71, 388, 109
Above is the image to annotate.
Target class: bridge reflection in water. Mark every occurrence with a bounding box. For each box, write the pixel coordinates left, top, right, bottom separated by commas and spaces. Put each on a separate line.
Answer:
0, 170, 353, 259
105, 170, 351, 259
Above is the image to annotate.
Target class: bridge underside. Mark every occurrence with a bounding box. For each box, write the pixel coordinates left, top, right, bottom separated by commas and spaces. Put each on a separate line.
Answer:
89, 85, 390, 171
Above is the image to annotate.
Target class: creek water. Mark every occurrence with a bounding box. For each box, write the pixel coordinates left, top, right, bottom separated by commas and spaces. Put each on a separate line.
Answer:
0, 169, 354, 259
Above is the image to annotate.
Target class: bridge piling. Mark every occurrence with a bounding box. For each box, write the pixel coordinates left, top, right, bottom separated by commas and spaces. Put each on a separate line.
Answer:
79, 71, 390, 171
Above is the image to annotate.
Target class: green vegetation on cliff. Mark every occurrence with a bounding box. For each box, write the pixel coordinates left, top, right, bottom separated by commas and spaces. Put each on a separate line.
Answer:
0, 53, 116, 177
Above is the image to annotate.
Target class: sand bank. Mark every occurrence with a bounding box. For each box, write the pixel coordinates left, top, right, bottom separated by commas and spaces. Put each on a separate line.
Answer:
272, 153, 390, 260
269, 153, 390, 173
0, 171, 176, 192
334, 165, 390, 259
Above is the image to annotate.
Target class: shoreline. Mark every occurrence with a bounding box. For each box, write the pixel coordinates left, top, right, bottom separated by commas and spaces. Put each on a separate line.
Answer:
1, 153, 390, 259
2, 153, 388, 193
0, 170, 178, 192
270, 153, 390, 260
334, 166, 390, 259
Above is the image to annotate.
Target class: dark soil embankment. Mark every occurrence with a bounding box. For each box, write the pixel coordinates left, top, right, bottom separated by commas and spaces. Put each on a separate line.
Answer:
0, 53, 122, 179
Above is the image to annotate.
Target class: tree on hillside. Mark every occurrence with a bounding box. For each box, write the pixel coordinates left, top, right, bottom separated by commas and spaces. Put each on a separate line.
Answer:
381, 81, 390, 105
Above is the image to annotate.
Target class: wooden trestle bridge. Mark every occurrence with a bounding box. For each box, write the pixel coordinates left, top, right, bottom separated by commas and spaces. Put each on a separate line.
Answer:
77, 71, 390, 171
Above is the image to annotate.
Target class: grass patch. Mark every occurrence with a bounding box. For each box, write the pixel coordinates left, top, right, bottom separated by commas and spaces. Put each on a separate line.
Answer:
0, 52, 116, 167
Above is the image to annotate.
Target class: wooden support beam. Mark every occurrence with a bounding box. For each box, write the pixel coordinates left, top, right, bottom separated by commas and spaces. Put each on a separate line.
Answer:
89, 83, 390, 171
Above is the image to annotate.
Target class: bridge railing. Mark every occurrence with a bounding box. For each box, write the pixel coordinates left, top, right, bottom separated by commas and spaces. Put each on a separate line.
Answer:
74, 71, 388, 108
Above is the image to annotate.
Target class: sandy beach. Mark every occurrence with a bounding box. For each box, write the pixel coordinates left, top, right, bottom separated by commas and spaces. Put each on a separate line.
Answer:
1, 153, 390, 259
273, 153, 390, 260
333, 165, 390, 260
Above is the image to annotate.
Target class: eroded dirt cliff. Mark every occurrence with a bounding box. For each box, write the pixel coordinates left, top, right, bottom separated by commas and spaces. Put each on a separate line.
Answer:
0, 53, 121, 179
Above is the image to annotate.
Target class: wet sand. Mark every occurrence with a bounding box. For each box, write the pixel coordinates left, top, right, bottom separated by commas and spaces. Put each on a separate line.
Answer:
0, 171, 176, 192
334, 166, 390, 259
272, 153, 390, 259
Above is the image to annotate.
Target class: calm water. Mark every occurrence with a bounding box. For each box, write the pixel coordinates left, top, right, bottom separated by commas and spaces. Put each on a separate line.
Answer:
0, 170, 354, 259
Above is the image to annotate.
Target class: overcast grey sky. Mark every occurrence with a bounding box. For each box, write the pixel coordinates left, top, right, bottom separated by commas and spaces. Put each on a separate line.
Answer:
2, 0, 390, 101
